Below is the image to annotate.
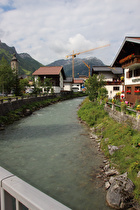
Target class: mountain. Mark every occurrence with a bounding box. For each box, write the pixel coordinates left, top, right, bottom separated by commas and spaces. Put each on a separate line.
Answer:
47, 57, 105, 77
0, 41, 43, 75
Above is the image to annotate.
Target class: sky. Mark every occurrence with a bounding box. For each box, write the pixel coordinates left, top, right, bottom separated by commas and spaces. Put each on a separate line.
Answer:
0, 0, 140, 65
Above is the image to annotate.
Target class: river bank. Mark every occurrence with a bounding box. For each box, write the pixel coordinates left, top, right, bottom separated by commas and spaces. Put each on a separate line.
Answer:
78, 98, 140, 209
0, 92, 86, 129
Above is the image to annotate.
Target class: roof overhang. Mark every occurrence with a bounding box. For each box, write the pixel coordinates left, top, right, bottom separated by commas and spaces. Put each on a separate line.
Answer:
111, 37, 140, 67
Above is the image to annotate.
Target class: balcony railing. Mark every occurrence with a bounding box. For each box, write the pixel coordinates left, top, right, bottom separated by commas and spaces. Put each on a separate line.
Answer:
119, 54, 140, 68
106, 81, 122, 85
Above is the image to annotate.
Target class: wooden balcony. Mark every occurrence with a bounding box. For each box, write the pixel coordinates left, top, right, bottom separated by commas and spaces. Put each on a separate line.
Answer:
119, 54, 140, 68
106, 81, 122, 85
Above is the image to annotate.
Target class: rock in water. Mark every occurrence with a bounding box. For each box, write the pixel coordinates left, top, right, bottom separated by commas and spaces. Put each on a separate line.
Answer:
106, 172, 135, 209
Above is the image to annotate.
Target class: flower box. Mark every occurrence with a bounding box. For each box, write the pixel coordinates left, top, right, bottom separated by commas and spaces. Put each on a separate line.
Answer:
119, 53, 135, 64
126, 90, 131, 94
134, 90, 140, 95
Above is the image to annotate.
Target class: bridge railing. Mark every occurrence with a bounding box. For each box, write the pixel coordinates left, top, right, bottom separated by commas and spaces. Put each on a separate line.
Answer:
0, 167, 70, 210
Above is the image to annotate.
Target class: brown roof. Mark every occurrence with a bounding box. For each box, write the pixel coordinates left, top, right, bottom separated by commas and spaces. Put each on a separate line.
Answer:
32, 66, 63, 76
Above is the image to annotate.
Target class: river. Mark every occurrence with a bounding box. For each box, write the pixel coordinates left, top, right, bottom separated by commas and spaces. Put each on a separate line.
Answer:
0, 97, 112, 209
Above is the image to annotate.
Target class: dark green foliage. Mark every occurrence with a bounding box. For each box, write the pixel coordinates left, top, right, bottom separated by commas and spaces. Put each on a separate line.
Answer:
0, 57, 15, 94
84, 74, 106, 101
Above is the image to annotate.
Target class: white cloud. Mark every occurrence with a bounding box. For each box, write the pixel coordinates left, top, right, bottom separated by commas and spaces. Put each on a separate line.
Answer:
0, 0, 140, 65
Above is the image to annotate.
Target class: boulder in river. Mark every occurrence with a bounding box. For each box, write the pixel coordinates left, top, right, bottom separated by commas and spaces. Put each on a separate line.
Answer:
106, 172, 135, 209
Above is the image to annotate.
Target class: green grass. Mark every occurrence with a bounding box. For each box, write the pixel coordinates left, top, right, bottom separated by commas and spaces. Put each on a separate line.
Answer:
78, 97, 140, 203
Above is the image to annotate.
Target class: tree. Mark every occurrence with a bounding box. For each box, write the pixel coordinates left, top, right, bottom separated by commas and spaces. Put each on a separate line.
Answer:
85, 74, 106, 101
0, 57, 15, 94
13, 74, 21, 96
98, 87, 108, 100
44, 78, 52, 94
19, 78, 30, 93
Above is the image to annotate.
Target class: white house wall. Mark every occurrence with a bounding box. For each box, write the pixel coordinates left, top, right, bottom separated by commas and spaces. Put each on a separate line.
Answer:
125, 68, 140, 86
106, 85, 122, 99
64, 83, 72, 91
34, 75, 62, 93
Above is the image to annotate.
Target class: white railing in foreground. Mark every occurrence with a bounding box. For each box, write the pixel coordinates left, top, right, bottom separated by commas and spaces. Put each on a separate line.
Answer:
0, 167, 71, 210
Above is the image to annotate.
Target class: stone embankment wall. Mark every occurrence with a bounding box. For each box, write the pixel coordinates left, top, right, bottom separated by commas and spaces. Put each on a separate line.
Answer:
104, 103, 140, 131
0, 95, 57, 116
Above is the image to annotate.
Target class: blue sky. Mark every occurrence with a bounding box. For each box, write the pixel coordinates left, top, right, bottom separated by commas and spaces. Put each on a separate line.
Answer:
0, 0, 140, 65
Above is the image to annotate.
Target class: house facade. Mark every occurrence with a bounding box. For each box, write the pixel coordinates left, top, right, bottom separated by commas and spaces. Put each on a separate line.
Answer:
64, 77, 85, 92
63, 77, 73, 91
32, 66, 66, 93
111, 37, 140, 105
92, 66, 123, 99
72, 78, 85, 92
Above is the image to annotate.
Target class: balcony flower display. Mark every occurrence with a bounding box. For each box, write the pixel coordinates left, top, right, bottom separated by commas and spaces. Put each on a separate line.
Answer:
121, 76, 124, 81
126, 90, 131, 93
134, 90, 140, 93
136, 105, 140, 111
119, 53, 134, 64
116, 92, 121, 96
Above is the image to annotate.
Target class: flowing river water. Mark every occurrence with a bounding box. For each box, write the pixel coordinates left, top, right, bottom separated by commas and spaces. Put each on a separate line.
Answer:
0, 97, 112, 210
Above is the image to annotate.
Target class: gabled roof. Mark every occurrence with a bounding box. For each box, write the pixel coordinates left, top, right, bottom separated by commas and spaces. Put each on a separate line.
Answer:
32, 66, 66, 79
92, 66, 123, 75
111, 37, 140, 67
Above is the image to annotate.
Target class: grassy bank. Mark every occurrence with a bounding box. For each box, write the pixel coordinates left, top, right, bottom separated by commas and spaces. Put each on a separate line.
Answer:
78, 97, 140, 203
0, 92, 86, 126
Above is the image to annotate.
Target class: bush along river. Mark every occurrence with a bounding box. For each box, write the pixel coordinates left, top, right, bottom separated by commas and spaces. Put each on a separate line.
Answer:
0, 97, 112, 210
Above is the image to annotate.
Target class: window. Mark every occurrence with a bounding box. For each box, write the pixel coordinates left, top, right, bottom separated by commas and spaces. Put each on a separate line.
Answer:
113, 87, 120, 91
134, 86, 140, 94
126, 87, 131, 94
134, 69, 140, 77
